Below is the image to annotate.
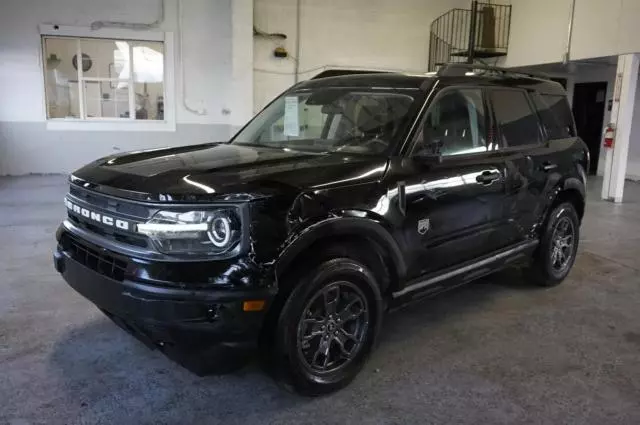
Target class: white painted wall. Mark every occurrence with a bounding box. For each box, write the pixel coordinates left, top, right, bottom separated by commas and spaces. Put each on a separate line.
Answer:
570, 1, 617, 61
504, 0, 640, 67
0, 0, 228, 124
253, 0, 468, 112
571, 0, 640, 61
229, 0, 254, 129
626, 71, 640, 181
0, 0, 254, 175
502, 0, 572, 67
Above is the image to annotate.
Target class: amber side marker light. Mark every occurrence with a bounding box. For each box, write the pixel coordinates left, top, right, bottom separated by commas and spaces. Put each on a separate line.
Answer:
243, 300, 266, 312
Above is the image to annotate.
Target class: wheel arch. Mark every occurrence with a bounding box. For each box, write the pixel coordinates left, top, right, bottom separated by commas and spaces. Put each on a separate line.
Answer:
259, 216, 405, 352
275, 216, 407, 294
541, 177, 585, 229
557, 177, 586, 221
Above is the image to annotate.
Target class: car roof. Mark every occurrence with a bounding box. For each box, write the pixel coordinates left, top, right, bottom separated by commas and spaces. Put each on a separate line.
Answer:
296, 71, 566, 96
297, 73, 431, 90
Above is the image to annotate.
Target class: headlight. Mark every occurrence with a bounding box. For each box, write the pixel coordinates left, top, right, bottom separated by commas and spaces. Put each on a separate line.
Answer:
137, 208, 242, 256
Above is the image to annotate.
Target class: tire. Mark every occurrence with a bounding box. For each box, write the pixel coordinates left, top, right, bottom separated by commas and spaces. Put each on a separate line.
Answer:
272, 256, 383, 396
526, 202, 580, 287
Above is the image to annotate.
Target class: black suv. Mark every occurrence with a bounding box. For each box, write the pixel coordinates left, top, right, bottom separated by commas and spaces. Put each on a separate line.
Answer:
54, 64, 588, 395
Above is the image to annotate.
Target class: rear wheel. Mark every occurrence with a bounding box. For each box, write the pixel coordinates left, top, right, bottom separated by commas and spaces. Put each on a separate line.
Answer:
526, 202, 580, 287
272, 257, 383, 396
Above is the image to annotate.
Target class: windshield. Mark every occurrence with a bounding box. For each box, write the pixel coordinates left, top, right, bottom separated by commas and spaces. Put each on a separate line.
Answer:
232, 87, 421, 154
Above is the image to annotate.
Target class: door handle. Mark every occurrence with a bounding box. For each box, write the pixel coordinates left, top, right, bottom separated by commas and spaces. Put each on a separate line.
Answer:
541, 162, 558, 172
476, 171, 500, 184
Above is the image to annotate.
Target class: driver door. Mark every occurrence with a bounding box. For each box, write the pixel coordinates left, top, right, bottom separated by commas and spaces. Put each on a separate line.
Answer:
399, 87, 509, 279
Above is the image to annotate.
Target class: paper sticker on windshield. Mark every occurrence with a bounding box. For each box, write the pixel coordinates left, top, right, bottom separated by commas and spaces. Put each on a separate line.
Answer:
283, 96, 300, 137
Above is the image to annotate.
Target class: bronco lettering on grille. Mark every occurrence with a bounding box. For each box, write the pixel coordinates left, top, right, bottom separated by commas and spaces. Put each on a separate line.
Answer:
65, 198, 131, 231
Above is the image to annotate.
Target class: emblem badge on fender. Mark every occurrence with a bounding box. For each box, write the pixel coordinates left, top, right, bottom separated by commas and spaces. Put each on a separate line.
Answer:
418, 218, 430, 235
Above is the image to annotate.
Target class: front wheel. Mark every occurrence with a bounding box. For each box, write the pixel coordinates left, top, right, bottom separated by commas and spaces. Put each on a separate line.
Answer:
273, 257, 383, 396
526, 202, 580, 287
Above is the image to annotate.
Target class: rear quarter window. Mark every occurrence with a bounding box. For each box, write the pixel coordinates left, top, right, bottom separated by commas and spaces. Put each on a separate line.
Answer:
533, 94, 576, 139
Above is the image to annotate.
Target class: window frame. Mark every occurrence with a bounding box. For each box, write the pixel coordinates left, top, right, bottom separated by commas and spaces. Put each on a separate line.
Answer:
406, 85, 497, 160
487, 87, 545, 151
39, 24, 175, 132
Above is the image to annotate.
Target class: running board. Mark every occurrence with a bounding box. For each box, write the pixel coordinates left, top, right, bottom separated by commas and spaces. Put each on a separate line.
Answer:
392, 239, 539, 299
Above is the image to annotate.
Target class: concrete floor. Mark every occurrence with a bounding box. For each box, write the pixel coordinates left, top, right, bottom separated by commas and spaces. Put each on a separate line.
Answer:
2, 175, 640, 425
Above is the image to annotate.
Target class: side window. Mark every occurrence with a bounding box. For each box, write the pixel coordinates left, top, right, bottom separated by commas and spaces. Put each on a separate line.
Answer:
491, 89, 542, 147
413, 88, 489, 157
532, 94, 575, 139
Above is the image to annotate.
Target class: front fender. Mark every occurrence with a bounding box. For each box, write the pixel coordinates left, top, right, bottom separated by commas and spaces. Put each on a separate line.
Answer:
275, 216, 407, 281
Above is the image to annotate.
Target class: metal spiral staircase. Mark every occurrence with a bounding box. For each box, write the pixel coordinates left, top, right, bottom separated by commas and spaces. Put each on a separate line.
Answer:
428, 1, 512, 71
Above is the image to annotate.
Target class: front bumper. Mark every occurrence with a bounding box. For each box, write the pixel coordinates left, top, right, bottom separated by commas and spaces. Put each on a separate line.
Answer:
54, 225, 276, 375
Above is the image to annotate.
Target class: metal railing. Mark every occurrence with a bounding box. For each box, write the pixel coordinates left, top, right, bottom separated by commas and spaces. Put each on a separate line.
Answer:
428, 2, 512, 71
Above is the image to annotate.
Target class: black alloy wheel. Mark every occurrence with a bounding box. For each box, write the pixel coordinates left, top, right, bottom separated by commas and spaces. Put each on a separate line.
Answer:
549, 216, 575, 275
526, 202, 580, 287
272, 255, 383, 396
296, 281, 369, 374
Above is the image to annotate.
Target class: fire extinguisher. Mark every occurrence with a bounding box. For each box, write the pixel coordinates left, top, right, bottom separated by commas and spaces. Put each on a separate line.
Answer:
603, 124, 615, 148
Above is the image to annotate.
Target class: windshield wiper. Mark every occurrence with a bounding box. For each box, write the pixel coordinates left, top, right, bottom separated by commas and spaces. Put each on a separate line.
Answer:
233, 142, 285, 150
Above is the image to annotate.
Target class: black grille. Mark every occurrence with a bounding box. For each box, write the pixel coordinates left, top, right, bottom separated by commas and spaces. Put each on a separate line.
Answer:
67, 215, 149, 248
61, 234, 128, 281
67, 184, 155, 248
69, 185, 152, 218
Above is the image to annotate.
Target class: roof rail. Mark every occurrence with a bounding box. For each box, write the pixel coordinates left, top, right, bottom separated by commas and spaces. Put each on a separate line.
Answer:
311, 69, 391, 80
435, 63, 551, 80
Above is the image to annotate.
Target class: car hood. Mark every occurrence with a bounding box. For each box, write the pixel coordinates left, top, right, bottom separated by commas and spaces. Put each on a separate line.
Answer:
71, 143, 389, 202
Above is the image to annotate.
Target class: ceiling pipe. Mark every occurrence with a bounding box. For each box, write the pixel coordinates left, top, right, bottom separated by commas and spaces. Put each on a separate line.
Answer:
293, 0, 302, 83
177, 0, 207, 115
562, 0, 577, 65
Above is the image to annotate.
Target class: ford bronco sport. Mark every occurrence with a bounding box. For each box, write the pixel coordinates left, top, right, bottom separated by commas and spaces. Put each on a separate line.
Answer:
54, 63, 588, 395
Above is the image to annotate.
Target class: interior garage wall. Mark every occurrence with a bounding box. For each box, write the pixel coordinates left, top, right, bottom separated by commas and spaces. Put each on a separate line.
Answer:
571, 0, 640, 61
503, 0, 640, 68
575, 63, 640, 182
625, 72, 640, 181
253, 0, 469, 112
502, 0, 572, 68
0, 0, 253, 175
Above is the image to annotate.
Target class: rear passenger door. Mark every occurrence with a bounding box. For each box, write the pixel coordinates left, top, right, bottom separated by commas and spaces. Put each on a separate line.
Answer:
490, 88, 561, 244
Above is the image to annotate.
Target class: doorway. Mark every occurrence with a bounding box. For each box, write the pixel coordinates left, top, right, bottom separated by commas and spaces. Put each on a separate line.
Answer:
572, 82, 607, 175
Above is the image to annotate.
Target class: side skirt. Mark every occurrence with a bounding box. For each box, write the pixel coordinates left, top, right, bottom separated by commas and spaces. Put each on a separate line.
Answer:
390, 239, 539, 308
